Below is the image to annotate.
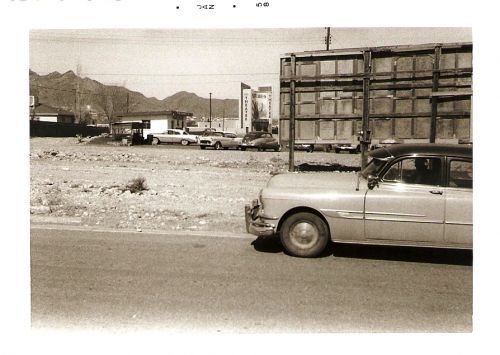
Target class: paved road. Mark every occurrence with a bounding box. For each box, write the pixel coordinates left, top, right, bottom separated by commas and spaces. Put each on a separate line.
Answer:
31, 226, 472, 332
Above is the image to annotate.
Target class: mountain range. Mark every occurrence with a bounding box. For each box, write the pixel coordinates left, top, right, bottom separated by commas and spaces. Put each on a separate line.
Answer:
29, 70, 239, 122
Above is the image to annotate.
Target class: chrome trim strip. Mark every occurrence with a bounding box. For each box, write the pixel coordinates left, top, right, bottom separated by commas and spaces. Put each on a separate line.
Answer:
445, 221, 473, 226
365, 217, 443, 223
322, 209, 363, 214
320, 208, 364, 220
365, 211, 426, 218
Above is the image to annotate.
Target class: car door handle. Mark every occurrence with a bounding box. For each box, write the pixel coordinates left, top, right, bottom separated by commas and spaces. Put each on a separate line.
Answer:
429, 190, 443, 195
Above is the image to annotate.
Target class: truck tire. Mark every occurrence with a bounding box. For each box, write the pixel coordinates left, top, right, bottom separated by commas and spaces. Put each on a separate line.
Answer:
280, 212, 330, 258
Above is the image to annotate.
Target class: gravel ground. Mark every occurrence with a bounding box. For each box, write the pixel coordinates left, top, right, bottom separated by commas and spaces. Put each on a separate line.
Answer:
30, 137, 361, 234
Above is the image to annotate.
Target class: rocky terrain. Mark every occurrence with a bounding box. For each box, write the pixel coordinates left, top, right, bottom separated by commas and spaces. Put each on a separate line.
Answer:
30, 137, 361, 234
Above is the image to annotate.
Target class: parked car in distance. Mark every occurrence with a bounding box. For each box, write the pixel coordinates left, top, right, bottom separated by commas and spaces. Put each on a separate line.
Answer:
371, 138, 402, 150
245, 144, 472, 257
148, 129, 199, 146
199, 131, 242, 150
240, 131, 281, 152
293, 143, 333, 153
333, 142, 361, 154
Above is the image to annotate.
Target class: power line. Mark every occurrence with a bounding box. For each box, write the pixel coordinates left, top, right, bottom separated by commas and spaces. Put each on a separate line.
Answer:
80, 72, 279, 77
30, 36, 323, 46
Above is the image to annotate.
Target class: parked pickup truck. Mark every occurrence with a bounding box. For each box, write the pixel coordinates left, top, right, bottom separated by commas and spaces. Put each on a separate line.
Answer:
199, 131, 242, 150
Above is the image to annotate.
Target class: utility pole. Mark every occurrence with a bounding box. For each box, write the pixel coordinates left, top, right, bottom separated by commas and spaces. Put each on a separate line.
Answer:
430, 45, 441, 143
360, 51, 372, 169
209, 92, 212, 129
325, 27, 331, 51
289, 54, 296, 172
222, 107, 225, 131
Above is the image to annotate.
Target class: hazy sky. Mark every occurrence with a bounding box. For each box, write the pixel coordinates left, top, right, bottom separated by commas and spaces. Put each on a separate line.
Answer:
30, 28, 471, 115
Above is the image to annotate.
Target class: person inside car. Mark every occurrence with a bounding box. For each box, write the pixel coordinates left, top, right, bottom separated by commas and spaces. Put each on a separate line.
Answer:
410, 157, 440, 185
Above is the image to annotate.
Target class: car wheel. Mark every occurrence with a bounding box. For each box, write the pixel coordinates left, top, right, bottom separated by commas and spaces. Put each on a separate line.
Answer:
307, 145, 314, 153
334, 148, 340, 154
274, 145, 281, 152
151, 137, 160, 145
200, 146, 206, 150
325, 144, 332, 153
181, 139, 189, 146
280, 212, 330, 257
214, 142, 222, 150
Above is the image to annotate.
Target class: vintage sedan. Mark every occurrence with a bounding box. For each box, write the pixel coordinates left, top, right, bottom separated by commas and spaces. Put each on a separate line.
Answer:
149, 129, 199, 146
245, 144, 472, 257
199, 131, 242, 150
240, 131, 281, 152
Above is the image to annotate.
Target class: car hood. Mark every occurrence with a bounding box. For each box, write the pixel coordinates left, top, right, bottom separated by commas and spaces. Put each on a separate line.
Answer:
266, 171, 359, 191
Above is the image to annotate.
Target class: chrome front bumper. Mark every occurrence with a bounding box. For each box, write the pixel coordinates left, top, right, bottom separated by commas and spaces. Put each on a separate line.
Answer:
244, 200, 276, 237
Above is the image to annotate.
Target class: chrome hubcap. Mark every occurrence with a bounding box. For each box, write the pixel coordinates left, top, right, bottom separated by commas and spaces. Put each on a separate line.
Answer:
289, 222, 319, 249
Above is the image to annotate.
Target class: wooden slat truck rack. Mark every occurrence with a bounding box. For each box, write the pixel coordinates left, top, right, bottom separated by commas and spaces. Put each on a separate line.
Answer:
279, 42, 472, 170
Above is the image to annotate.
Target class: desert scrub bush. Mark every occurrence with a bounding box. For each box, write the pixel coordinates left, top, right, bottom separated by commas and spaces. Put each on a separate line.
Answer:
124, 176, 148, 193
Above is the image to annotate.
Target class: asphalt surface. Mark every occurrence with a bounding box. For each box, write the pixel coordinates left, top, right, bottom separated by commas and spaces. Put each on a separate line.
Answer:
31, 225, 472, 333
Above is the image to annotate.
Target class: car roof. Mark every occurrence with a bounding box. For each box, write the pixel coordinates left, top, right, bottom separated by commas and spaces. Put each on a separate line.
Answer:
369, 143, 472, 160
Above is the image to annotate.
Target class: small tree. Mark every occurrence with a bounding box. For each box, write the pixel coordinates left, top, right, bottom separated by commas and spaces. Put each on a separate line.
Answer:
96, 86, 127, 128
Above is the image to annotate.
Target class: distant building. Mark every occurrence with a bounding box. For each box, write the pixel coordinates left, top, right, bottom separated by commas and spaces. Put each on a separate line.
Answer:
115, 110, 193, 139
30, 103, 75, 123
239, 83, 273, 133
195, 117, 243, 134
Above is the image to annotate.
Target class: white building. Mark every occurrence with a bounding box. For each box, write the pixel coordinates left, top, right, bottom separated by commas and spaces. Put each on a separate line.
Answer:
239, 83, 273, 133
115, 110, 193, 139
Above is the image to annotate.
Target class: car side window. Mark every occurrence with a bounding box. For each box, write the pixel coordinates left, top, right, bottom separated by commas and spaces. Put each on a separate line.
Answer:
449, 160, 472, 188
382, 157, 442, 186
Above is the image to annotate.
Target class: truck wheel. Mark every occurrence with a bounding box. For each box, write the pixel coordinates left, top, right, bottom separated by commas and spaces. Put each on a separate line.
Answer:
280, 212, 330, 258
214, 142, 222, 150
151, 137, 160, 145
181, 139, 189, 146
325, 145, 332, 153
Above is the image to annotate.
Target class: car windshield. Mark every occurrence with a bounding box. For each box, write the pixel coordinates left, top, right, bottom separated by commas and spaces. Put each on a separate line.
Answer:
360, 158, 386, 178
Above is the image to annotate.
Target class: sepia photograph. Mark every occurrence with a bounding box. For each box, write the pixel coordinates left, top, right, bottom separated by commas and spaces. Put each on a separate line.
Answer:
2, 0, 498, 353
29, 26, 473, 332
